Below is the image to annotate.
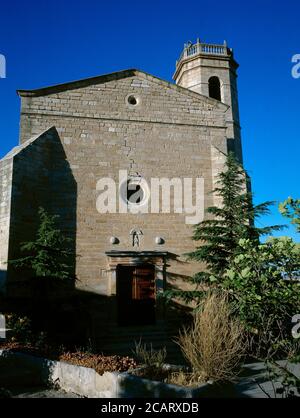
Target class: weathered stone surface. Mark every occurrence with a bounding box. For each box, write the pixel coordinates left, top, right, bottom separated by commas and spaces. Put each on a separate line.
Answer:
95, 372, 119, 398
0, 351, 215, 398
2, 351, 299, 398
0, 158, 13, 293
12, 71, 230, 293
0, 44, 244, 350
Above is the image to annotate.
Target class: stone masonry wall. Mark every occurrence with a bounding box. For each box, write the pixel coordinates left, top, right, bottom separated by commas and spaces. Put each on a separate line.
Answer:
0, 127, 76, 295
0, 157, 13, 293
174, 55, 242, 162
17, 72, 229, 297
17, 73, 228, 295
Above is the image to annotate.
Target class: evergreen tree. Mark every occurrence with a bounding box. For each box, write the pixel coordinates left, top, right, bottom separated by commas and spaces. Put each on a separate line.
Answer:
279, 197, 300, 233
10, 207, 74, 280
181, 153, 284, 301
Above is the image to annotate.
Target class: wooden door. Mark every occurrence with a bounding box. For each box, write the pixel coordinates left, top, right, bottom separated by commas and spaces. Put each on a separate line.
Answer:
117, 265, 156, 326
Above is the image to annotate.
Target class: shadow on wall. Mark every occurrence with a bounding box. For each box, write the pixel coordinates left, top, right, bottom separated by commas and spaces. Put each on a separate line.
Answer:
0, 279, 192, 364
0, 270, 6, 295
1, 139, 192, 358
6, 127, 77, 296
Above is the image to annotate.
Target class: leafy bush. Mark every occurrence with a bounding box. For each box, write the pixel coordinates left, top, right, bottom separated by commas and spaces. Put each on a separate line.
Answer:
261, 360, 300, 398
181, 153, 283, 303
5, 314, 32, 345
177, 293, 246, 383
279, 197, 300, 233
216, 238, 300, 357
2, 315, 49, 352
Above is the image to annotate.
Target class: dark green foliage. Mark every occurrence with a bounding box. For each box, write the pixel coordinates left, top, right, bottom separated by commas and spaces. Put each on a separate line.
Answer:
259, 359, 300, 398
173, 153, 284, 303
9, 207, 74, 280
188, 153, 283, 275
220, 238, 300, 335
279, 197, 300, 233
6, 314, 32, 345
165, 154, 300, 365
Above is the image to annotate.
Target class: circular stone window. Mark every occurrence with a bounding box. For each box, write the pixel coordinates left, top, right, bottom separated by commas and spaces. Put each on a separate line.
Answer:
126, 94, 141, 107
127, 95, 138, 106
120, 177, 149, 207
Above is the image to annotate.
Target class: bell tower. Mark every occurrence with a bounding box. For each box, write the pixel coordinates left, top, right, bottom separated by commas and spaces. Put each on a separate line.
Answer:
173, 39, 242, 161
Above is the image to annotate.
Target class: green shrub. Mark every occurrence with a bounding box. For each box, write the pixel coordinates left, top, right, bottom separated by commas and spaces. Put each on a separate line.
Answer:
6, 314, 32, 344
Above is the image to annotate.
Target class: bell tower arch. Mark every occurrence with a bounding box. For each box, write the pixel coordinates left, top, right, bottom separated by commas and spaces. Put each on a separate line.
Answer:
173, 39, 242, 162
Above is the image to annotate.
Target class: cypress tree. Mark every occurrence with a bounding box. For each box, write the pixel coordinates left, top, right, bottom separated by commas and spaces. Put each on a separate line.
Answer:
9, 207, 74, 281
175, 153, 284, 302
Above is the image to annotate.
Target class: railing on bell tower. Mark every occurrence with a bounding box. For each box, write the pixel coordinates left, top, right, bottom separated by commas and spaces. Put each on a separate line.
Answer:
176, 39, 233, 67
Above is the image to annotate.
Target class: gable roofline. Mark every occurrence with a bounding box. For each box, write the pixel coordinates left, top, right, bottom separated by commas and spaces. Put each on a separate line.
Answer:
0, 126, 57, 162
17, 68, 229, 110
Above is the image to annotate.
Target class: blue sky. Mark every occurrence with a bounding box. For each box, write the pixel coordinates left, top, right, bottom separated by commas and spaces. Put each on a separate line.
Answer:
0, 0, 299, 240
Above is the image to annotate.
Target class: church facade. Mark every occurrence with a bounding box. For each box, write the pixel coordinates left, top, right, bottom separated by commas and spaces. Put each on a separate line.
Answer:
0, 40, 243, 350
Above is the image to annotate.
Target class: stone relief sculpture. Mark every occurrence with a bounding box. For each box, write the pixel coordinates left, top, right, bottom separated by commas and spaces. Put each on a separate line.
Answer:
130, 229, 143, 248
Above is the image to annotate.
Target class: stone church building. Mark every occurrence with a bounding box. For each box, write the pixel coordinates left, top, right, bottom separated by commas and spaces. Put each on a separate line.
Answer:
0, 40, 243, 352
